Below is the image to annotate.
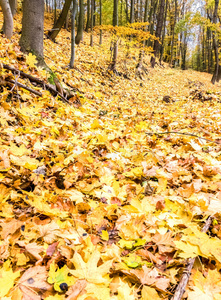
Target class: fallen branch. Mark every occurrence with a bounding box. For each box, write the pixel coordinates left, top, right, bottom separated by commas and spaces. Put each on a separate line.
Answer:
8, 79, 42, 96
171, 216, 213, 300
145, 131, 220, 144
2, 63, 70, 104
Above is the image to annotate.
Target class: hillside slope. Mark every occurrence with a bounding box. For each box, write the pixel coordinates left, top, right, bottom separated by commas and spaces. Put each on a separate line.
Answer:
0, 12, 221, 300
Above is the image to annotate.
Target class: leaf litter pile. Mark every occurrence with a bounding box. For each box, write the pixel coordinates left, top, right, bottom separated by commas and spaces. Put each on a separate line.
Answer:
1, 13, 221, 300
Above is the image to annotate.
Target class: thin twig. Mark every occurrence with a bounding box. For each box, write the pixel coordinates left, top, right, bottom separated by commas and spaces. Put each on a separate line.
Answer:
171, 216, 213, 300
145, 131, 220, 144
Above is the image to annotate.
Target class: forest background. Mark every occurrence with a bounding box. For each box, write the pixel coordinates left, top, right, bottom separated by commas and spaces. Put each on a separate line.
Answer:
0, 0, 221, 299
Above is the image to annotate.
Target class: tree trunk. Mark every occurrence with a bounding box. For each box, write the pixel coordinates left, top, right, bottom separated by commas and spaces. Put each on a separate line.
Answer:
170, 0, 177, 67
93, 0, 96, 26
19, 0, 44, 61
109, 0, 118, 71
159, 0, 168, 64
75, 0, 84, 44
9, 0, 16, 16
99, 0, 102, 44
90, 0, 94, 46
48, 0, 72, 41
54, 0, 57, 25
143, 0, 149, 24
150, 0, 165, 68
0, 0, 13, 39
70, 0, 77, 68
147, 0, 157, 47
130, 0, 135, 23
85, 0, 90, 31
211, 0, 220, 84
125, 0, 129, 22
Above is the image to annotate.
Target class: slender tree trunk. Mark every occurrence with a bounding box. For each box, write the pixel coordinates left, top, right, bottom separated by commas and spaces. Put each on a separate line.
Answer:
136, 0, 149, 75
70, 0, 77, 68
54, 0, 57, 25
99, 0, 102, 44
147, 0, 157, 47
130, 0, 135, 23
125, 0, 129, 22
202, 27, 205, 71
143, 0, 149, 24
160, 0, 168, 64
85, 0, 90, 31
211, 0, 220, 84
48, 0, 72, 41
0, 0, 13, 39
90, 0, 94, 46
75, 0, 84, 44
19, 0, 44, 62
109, 0, 118, 71
170, 0, 177, 67
150, 0, 165, 68
93, 0, 96, 26
207, 26, 211, 73
9, 0, 16, 16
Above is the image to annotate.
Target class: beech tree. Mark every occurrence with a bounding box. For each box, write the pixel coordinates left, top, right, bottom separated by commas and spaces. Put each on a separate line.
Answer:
70, 0, 77, 68
19, 0, 44, 62
0, 0, 13, 39
75, 0, 84, 44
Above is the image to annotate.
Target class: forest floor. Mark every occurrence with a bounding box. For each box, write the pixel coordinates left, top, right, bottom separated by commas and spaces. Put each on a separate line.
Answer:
0, 11, 221, 300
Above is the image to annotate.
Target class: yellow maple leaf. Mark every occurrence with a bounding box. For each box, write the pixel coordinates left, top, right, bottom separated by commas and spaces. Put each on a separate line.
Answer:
0, 262, 20, 297
141, 285, 161, 300
26, 53, 37, 68
117, 280, 135, 300
188, 269, 221, 300
70, 250, 112, 284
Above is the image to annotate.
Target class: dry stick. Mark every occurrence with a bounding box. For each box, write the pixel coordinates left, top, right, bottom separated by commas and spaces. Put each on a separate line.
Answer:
171, 216, 213, 300
3, 64, 70, 103
145, 131, 220, 145
7, 79, 42, 96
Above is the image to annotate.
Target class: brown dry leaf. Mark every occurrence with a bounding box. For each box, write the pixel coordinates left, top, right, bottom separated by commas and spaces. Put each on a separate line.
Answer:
0, 219, 23, 239
17, 241, 45, 261
152, 231, 175, 253
66, 279, 87, 300
18, 266, 52, 299
130, 265, 170, 291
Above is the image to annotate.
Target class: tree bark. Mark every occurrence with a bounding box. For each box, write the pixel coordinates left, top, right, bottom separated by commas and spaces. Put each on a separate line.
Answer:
70, 0, 77, 68
19, 0, 44, 61
159, 0, 168, 64
99, 0, 102, 44
54, 0, 57, 25
130, 0, 135, 23
75, 0, 84, 44
170, 0, 177, 67
48, 0, 72, 41
90, 0, 94, 46
9, 0, 16, 16
150, 0, 165, 68
0, 0, 13, 39
109, 0, 118, 71
211, 0, 220, 84
85, 0, 90, 31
